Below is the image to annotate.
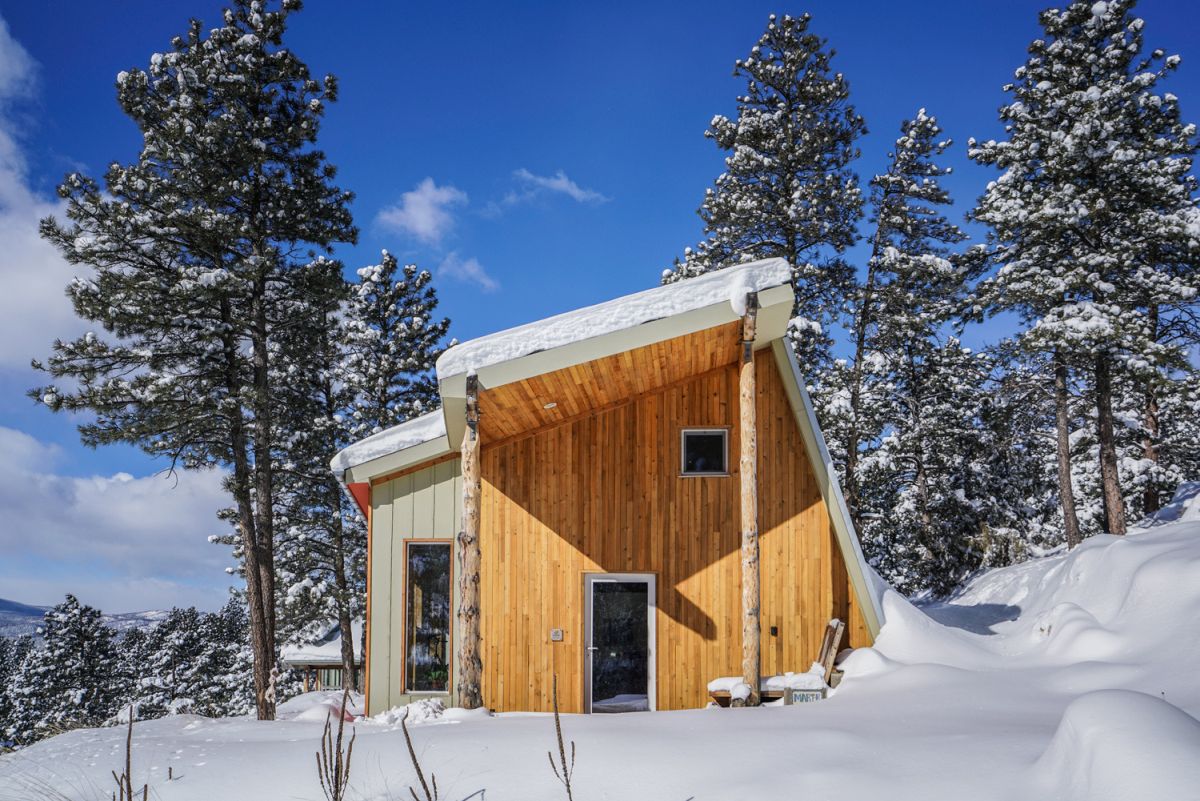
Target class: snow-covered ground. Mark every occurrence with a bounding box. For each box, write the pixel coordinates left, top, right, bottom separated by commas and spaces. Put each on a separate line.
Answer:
3, 517, 1199, 800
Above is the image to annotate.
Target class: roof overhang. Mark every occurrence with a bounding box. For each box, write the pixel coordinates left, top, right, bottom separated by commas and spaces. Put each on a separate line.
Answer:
340, 433, 454, 485
437, 280, 793, 449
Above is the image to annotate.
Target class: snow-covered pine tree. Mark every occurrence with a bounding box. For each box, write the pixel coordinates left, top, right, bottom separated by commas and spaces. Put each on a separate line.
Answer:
341, 251, 450, 439
273, 250, 449, 690
129, 607, 208, 717
970, 0, 1200, 540
5, 597, 120, 746
188, 600, 258, 717
665, 12, 865, 370
33, 0, 356, 719
272, 259, 363, 689
0, 635, 34, 743
839, 109, 971, 526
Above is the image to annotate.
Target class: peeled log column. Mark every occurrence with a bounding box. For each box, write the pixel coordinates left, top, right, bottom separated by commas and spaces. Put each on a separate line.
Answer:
457, 375, 484, 709
739, 293, 761, 707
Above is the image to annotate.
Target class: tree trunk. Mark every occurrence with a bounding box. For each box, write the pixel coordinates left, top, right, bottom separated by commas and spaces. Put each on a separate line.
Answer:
1142, 304, 1161, 515
327, 485, 358, 693
738, 295, 761, 707
1094, 351, 1127, 535
1054, 351, 1083, 549
456, 375, 483, 709
219, 299, 275, 721
249, 290, 277, 720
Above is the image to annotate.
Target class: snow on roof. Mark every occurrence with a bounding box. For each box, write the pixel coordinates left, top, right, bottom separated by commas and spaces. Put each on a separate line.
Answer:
435, 258, 793, 380
329, 410, 446, 477
281, 620, 364, 666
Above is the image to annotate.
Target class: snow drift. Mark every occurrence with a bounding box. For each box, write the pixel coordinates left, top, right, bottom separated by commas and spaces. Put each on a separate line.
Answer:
3, 514, 1199, 800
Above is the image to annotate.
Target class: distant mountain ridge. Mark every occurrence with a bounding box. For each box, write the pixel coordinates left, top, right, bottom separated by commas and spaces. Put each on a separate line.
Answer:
0, 597, 170, 639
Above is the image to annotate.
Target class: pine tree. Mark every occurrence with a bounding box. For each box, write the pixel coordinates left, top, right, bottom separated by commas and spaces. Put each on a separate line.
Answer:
6, 597, 120, 745
33, 0, 356, 719
666, 12, 865, 369
273, 250, 449, 690
0, 635, 34, 743
971, 0, 1200, 540
838, 109, 971, 525
342, 251, 449, 439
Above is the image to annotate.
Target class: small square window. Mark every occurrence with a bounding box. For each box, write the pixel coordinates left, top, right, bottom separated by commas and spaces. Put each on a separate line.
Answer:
681, 429, 728, 476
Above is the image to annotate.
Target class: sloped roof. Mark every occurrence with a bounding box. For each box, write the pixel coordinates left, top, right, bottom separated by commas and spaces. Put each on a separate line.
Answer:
435, 258, 793, 381
328, 259, 885, 636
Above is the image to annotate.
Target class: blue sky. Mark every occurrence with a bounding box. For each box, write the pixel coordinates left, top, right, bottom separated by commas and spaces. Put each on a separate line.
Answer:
0, 0, 1197, 611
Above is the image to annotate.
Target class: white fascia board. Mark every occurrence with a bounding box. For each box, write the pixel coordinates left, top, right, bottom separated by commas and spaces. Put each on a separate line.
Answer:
343, 435, 454, 484
770, 337, 885, 637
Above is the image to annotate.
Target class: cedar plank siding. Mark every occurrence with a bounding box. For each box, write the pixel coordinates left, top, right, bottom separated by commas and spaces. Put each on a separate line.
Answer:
476, 349, 870, 713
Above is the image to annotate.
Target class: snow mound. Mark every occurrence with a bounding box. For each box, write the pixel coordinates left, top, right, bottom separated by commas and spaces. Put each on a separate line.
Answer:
1135, 480, 1200, 527
365, 697, 490, 727
1028, 689, 1200, 801
277, 690, 363, 722
434, 258, 792, 379
329, 409, 446, 476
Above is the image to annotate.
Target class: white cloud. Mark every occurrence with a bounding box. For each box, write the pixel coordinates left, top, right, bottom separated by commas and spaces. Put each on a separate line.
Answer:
505, 168, 610, 206
0, 426, 235, 611
437, 251, 499, 293
375, 177, 468, 245
0, 14, 89, 374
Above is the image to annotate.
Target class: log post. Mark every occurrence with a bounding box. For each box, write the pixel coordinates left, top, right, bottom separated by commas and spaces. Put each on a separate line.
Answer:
739, 292, 761, 706
456, 375, 484, 708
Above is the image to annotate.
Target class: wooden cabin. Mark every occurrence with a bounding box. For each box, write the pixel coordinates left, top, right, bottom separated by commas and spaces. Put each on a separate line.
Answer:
331, 259, 884, 715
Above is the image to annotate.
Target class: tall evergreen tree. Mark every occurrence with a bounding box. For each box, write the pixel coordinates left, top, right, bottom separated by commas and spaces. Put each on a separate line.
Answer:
971, 0, 1200, 540
5, 597, 120, 746
33, 0, 356, 719
341, 251, 449, 438
665, 12, 865, 369
274, 250, 448, 690
838, 109, 970, 525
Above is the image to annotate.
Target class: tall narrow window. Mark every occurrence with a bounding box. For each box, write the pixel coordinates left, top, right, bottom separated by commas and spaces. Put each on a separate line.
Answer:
405, 541, 452, 692
681, 428, 728, 475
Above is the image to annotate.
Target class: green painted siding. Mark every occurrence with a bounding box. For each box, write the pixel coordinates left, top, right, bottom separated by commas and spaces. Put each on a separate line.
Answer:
368, 458, 462, 713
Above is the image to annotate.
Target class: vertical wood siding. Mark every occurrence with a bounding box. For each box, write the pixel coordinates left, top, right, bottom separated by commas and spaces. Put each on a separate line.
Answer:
476, 350, 870, 713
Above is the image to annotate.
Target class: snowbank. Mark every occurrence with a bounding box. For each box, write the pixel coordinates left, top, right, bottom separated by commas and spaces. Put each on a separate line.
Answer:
434, 258, 792, 379
1135, 479, 1200, 527
4, 515, 1200, 800
1027, 689, 1200, 801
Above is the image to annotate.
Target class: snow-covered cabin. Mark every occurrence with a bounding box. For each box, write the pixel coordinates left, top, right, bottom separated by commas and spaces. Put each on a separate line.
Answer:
279, 621, 364, 693
331, 259, 883, 714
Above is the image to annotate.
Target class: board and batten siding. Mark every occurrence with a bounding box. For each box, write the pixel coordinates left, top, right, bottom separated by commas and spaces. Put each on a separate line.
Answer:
476, 350, 871, 714
367, 457, 462, 714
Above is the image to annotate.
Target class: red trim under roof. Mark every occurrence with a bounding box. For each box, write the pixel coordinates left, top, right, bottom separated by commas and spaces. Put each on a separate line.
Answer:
347, 482, 370, 518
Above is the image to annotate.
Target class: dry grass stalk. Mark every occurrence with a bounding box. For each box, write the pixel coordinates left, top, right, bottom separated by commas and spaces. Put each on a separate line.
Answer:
315, 688, 357, 801
401, 707, 439, 801
547, 674, 576, 801
110, 712, 147, 801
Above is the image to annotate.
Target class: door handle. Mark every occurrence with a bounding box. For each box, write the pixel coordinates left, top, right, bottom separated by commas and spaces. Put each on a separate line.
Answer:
586, 646, 598, 651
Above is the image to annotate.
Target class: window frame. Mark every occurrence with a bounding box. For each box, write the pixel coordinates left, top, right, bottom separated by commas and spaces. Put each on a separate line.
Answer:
401, 539, 454, 695
679, 427, 730, 477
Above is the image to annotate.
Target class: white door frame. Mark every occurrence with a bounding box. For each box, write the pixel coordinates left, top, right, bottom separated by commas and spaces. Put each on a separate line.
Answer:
583, 572, 656, 713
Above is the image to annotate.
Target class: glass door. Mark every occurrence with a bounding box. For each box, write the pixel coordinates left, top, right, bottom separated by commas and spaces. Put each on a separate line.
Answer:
584, 574, 655, 713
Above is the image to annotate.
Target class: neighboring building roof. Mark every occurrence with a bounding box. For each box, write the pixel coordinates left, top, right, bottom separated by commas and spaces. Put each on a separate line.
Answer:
280, 620, 364, 667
